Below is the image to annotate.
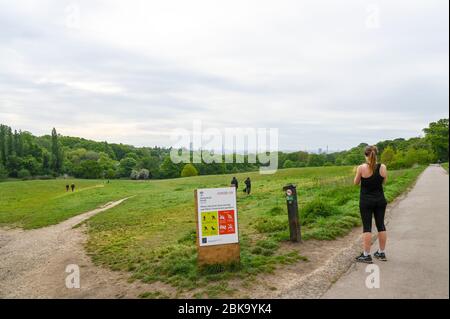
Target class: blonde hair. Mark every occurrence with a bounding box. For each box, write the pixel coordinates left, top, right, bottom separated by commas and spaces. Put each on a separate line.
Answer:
364, 145, 378, 172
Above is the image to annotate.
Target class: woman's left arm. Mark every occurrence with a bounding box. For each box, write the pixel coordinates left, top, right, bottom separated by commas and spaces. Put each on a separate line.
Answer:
380, 164, 388, 184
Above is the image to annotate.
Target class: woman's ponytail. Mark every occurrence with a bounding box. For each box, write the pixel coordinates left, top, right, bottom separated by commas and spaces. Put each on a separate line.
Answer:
365, 146, 378, 173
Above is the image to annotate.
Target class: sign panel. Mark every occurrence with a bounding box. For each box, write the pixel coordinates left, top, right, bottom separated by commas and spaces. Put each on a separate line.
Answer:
196, 187, 239, 247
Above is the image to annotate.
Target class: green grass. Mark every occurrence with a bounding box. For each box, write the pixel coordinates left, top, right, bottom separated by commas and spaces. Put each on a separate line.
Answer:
0, 179, 143, 229
442, 163, 448, 172
0, 165, 425, 296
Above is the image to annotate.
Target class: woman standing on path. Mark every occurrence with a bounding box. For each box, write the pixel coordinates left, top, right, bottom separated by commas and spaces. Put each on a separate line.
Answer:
353, 145, 388, 263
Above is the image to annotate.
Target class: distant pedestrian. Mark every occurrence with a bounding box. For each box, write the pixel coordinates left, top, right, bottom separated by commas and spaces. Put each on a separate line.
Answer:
71, 184, 75, 192
243, 177, 251, 195
66, 184, 70, 192
230, 177, 238, 189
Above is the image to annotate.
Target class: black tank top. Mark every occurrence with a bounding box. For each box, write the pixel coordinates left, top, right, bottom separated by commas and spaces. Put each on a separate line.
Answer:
360, 163, 385, 199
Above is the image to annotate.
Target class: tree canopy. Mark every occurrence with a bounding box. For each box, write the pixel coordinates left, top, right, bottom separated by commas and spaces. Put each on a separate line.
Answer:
0, 119, 446, 180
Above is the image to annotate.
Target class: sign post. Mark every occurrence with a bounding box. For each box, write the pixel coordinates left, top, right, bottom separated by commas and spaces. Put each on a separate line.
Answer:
283, 184, 301, 242
195, 187, 240, 266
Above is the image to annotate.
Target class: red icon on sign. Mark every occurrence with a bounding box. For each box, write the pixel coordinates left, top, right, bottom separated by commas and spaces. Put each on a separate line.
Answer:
218, 210, 236, 235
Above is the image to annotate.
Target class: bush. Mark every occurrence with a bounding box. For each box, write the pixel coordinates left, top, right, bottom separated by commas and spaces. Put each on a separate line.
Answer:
181, 164, 198, 177
105, 168, 117, 179
283, 160, 295, 168
18, 168, 31, 179
300, 199, 340, 225
130, 169, 139, 180
131, 169, 150, 180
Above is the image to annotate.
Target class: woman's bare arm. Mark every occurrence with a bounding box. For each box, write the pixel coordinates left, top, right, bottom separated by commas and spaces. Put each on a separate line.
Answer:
380, 164, 388, 184
354, 165, 362, 185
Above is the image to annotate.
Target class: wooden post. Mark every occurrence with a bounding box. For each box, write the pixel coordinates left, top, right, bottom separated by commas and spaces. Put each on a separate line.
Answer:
282, 184, 301, 242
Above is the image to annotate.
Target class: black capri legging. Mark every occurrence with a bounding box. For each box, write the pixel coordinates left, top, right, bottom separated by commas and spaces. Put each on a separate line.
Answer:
359, 198, 387, 233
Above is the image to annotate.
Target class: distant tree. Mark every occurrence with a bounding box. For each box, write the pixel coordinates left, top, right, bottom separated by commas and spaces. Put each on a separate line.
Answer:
160, 156, 181, 178
423, 119, 449, 162
6, 127, 13, 157
6, 155, 22, 177
0, 163, 7, 180
181, 163, 199, 177
22, 156, 40, 176
50, 128, 63, 174
42, 149, 51, 174
84, 150, 100, 161
0, 125, 6, 165
130, 169, 139, 180
119, 157, 137, 177
307, 154, 325, 167
79, 160, 102, 179
138, 168, 150, 179
283, 159, 295, 168
381, 146, 396, 167
105, 168, 117, 179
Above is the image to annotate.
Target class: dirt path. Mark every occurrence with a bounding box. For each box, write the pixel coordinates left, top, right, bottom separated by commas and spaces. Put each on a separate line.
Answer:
321, 165, 449, 299
0, 197, 161, 298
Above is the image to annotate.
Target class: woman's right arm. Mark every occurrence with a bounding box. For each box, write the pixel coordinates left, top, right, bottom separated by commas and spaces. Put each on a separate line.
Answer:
353, 165, 362, 185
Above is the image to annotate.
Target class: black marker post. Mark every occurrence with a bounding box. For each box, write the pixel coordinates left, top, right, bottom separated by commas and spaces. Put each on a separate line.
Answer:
283, 184, 301, 242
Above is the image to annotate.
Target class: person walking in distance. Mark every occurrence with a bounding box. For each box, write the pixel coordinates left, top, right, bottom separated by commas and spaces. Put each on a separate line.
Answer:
243, 177, 251, 195
71, 183, 75, 192
353, 145, 388, 263
230, 177, 238, 190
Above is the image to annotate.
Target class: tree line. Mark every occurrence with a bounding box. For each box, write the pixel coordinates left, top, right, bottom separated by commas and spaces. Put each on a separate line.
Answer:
0, 119, 448, 180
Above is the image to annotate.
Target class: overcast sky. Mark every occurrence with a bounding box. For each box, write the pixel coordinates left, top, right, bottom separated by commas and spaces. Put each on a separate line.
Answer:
0, 0, 448, 151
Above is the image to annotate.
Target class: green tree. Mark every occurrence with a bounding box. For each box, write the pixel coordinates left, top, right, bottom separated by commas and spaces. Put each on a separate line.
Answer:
423, 119, 449, 162
160, 156, 181, 178
42, 149, 51, 174
181, 163, 199, 177
105, 168, 117, 179
0, 163, 7, 180
307, 154, 325, 167
6, 155, 23, 177
79, 160, 102, 179
381, 146, 396, 167
22, 156, 40, 176
283, 159, 295, 168
50, 128, 63, 174
0, 125, 7, 165
119, 157, 137, 177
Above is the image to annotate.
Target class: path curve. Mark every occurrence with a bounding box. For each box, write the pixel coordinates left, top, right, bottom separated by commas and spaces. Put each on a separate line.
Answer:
0, 197, 158, 298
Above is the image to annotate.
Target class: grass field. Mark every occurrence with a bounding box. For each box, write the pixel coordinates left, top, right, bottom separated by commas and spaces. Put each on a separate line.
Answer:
0, 165, 425, 297
442, 163, 448, 172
